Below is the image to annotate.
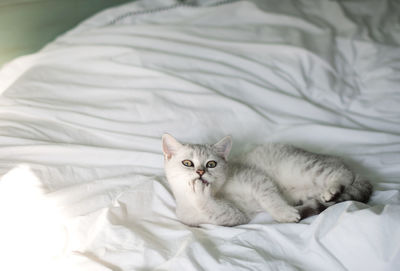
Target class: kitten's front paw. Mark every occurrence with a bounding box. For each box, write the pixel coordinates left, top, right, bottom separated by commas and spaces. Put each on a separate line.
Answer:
191, 179, 212, 199
272, 207, 301, 223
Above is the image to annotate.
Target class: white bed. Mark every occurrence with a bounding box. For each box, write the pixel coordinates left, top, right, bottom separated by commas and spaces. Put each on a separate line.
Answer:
0, 0, 399, 270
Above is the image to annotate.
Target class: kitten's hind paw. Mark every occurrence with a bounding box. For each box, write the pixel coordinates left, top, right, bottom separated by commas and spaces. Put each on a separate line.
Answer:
320, 185, 343, 202
272, 207, 301, 223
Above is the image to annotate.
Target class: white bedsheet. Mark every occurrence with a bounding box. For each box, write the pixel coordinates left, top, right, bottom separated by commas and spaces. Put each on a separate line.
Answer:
0, 0, 399, 270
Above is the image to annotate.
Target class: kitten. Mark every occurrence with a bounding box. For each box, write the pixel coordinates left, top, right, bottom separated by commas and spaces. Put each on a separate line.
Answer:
162, 134, 372, 226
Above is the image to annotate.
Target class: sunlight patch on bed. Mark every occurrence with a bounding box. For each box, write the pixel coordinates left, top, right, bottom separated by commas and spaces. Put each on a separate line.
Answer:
0, 166, 68, 271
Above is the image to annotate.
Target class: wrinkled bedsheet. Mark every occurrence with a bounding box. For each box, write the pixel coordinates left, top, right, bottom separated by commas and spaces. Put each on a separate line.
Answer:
0, 0, 399, 270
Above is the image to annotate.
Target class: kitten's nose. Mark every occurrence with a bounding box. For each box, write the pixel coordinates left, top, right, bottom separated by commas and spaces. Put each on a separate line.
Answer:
196, 169, 205, 176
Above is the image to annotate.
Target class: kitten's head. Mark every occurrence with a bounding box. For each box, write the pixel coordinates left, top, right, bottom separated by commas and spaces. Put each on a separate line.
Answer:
162, 134, 232, 197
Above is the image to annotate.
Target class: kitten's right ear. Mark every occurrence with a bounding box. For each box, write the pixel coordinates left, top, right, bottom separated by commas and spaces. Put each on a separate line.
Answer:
213, 135, 232, 160
162, 134, 182, 160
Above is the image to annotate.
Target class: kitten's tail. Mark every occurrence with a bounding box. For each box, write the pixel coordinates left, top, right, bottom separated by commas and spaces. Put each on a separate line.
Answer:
337, 174, 373, 203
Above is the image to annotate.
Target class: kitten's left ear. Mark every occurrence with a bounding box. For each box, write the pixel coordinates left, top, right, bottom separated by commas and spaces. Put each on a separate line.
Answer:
213, 135, 232, 160
162, 133, 183, 160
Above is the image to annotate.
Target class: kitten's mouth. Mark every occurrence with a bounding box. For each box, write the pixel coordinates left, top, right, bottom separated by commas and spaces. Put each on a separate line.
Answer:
198, 177, 209, 185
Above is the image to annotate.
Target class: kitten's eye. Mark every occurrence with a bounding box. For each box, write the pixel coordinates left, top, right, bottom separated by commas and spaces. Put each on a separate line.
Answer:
182, 160, 194, 167
206, 160, 217, 168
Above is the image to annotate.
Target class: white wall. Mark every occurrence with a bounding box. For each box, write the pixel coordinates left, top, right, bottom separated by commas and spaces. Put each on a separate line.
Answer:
0, 0, 132, 66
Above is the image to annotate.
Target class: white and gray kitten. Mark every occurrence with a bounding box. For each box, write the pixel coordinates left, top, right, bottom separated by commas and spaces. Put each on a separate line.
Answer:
162, 134, 372, 226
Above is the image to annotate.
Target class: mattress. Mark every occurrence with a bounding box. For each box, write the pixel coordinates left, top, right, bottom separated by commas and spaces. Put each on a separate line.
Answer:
0, 0, 399, 270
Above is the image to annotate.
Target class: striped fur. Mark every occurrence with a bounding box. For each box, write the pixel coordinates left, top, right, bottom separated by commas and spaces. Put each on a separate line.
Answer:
162, 134, 373, 226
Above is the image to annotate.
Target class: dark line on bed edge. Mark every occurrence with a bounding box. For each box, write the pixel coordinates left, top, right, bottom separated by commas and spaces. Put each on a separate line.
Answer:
106, 0, 241, 25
